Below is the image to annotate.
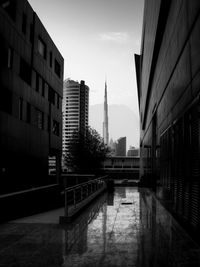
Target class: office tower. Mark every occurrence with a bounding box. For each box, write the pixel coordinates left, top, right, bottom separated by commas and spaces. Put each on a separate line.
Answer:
0, 0, 64, 194
135, 0, 200, 237
116, 137, 126, 156
62, 79, 89, 159
103, 81, 109, 145
109, 138, 117, 156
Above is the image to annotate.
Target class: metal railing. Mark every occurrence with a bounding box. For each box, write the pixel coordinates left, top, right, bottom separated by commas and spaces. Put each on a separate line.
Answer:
64, 176, 107, 217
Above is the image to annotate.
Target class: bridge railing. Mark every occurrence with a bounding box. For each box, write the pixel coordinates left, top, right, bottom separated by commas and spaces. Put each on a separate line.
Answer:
64, 176, 107, 217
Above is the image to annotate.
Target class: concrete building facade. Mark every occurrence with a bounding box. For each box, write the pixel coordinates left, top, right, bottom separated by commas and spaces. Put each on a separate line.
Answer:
62, 79, 89, 162
135, 0, 200, 236
0, 0, 64, 194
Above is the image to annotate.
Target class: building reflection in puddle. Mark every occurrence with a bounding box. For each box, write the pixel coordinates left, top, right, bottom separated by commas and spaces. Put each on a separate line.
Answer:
62, 187, 200, 267
62, 193, 108, 259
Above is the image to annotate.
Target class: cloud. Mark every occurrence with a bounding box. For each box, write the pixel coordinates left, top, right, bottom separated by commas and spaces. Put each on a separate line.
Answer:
98, 32, 129, 43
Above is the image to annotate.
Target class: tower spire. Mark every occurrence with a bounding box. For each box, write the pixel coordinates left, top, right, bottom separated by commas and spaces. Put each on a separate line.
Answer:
103, 79, 109, 145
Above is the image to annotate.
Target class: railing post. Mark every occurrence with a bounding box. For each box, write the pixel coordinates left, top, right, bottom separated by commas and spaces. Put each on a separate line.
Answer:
62, 176, 107, 220
81, 186, 83, 201
65, 190, 68, 217
73, 189, 76, 208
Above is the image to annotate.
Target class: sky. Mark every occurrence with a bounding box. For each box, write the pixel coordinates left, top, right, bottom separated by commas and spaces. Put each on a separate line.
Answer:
29, 0, 144, 147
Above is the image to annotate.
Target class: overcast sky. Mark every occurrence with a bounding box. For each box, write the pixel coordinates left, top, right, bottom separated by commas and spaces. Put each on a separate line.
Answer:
28, 0, 144, 147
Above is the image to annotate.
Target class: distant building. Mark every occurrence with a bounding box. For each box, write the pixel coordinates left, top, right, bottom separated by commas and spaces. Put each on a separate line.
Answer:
0, 0, 64, 194
127, 146, 139, 157
135, 0, 200, 236
116, 137, 126, 156
103, 81, 109, 145
62, 79, 89, 162
109, 138, 117, 156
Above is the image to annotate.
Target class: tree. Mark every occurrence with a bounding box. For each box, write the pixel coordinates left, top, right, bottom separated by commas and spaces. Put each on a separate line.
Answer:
66, 127, 109, 173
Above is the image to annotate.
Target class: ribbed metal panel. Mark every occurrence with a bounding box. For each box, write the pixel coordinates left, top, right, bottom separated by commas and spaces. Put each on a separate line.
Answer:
177, 177, 183, 216
160, 103, 200, 230
173, 176, 178, 210
190, 106, 200, 227
190, 181, 199, 227
183, 182, 190, 223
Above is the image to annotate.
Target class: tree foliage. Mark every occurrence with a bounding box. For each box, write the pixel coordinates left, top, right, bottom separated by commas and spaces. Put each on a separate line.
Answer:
66, 127, 109, 173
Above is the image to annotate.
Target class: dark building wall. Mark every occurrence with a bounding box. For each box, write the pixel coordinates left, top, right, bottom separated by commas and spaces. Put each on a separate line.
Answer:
136, 0, 200, 233
0, 0, 64, 194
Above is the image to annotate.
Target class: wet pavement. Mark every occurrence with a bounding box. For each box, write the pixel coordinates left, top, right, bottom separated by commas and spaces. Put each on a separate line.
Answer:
0, 187, 200, 266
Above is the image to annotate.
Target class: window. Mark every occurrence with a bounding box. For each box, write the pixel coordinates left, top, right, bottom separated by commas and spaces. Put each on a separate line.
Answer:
52, 120, 59, 136
48, 86, 55, 104
26, 102, 31, 123
36, 109, 44, 129
42, 79, 45, 97
0, 88, 12, 114
35, 73, 40, 92
38, 37, 46, 59
49, 51, 52, 67
57, 94, 59, 109
30, 23, 34, 44
19, 58, 32, 85
48, 115, 51, 132
19, 98, 23, 120
22, 13, 27, 35
54, 59, 61, 78
7, 47, 13, 69
1, 0, 16, 20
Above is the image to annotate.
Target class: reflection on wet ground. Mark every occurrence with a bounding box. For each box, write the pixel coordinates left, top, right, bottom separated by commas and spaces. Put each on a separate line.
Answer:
0, 187, 200, 266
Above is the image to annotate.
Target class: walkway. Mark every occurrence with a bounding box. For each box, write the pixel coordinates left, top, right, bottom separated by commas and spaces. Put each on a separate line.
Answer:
0, 187, 200, 266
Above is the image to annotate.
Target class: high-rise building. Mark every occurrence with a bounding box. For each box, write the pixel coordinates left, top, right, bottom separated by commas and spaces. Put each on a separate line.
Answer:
103, 81, 109, 145
135, 0, 200, 238
62, 79, 89, 160
116, 137, 126, 156
109, 138, 117, 156
0, 0, 64, 194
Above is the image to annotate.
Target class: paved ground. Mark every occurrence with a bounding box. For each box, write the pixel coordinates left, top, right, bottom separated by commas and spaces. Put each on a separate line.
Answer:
0, 187, 200, 266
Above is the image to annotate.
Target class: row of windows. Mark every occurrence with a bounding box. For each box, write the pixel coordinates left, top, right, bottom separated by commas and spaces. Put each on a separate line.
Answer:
65, 107, 79, 110
1, 0, 16, 21
17, 57, 60, 109
64, 106, 79, 110
1, 1, 62, 79
1, 1, 33, 44
65, 102, 79, 105
18, 97, 60, 136
65, 111, 79, 115
65, 118, 79, 121
65, 126, 78, 130
63, 125, 79, 129
66, 96, 79, 100
38, 37, 61, 78
0, 89, 60, 136
63, 113, 79, 117
66, 85, 79, 89
65, 92, 79, 96
65, 101, 79, 104
65, 113, 79, 116
64, 121, 78, 124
